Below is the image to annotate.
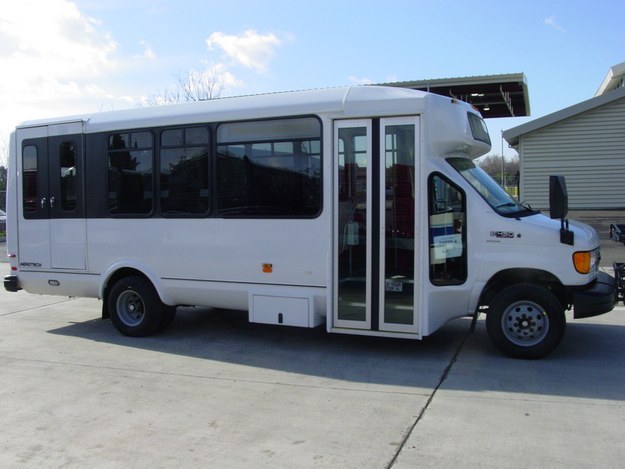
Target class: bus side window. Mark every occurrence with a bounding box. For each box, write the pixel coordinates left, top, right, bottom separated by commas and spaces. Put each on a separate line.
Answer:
59, 142, 77, 212
107, 131, 154, 215
428, 174, 467, 285
160, 126, 210, 215
215, 117, 322, 218
22, 145, 39, 215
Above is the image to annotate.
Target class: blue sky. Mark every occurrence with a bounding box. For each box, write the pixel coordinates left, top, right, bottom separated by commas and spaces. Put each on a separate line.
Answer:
1, 0, 624, 160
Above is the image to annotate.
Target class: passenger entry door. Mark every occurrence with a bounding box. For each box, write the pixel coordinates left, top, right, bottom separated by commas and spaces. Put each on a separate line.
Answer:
18, 122, 86, 271
334, 117, 420, 334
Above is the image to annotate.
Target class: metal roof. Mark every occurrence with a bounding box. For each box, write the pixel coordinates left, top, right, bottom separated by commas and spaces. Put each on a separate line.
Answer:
19, 85, 447, 133
503, 85, 625, 147
378, 73, 530, 119
595, 61, 625, 96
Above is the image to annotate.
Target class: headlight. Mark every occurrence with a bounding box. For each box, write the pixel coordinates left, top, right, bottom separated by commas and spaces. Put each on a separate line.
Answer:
573, 248, 599, 274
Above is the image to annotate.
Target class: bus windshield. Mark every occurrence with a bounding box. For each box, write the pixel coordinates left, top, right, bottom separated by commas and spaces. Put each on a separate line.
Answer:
447, 157, 535, 217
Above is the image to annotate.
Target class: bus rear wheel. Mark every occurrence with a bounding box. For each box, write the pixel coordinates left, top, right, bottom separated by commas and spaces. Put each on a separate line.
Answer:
485, 283, 566, 359
108, 276, 166, 337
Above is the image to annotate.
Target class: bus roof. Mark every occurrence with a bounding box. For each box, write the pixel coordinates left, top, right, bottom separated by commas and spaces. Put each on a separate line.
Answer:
17, 85, 447, 133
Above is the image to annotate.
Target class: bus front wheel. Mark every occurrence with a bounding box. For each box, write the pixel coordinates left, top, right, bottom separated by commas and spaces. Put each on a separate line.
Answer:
108, 276, 166, 337
485, 283, 566, 359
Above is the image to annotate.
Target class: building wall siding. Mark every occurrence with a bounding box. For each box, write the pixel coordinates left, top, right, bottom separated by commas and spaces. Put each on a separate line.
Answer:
519, 95, 625, 210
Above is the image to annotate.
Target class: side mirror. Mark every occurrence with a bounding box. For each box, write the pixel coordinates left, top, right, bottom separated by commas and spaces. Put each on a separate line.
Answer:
549, 175, 574, 245
549, 175, 568, 220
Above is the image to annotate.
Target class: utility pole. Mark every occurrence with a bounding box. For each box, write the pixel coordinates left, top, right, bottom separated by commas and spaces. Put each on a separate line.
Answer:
501, 131, 505, 187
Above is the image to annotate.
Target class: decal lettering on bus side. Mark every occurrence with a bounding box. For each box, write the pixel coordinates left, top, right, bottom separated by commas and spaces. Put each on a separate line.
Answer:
490, 231, 515, 239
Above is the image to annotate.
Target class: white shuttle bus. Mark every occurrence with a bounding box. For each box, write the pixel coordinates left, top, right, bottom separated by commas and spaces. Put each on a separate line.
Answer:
4, 86, 616, 358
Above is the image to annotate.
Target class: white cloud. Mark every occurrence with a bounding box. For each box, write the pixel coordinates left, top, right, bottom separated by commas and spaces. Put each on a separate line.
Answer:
348, 76, 374, 85
204, 62, 244, 90
206, 30, 283, 73
544, 16, 566, 32
135, 40, 156, 60
0, 0, 118, 132
0, 5, 288, 141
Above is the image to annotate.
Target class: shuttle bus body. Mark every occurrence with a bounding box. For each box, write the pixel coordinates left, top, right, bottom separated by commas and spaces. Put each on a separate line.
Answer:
4, 86, 616, 358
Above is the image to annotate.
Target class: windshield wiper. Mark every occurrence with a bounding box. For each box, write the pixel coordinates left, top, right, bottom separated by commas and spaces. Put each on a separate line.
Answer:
519, 201, 539, 214
495, 202, 518, 210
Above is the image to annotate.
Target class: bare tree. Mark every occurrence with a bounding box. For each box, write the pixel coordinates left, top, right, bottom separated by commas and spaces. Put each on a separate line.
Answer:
477, 154, 519, 186
0, 132, 7, 210
179, 69, 224, 102
0, 132, 8, 168
146, 69, 224, 106
145, 87, 181, 107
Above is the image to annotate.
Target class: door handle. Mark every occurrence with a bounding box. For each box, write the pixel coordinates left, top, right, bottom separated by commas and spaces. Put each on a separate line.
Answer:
40, 197, 47, 208
49, 196, 55, 208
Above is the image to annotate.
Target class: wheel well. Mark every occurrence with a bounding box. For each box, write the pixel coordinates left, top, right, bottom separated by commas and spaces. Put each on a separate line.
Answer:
479, 268, 567, 309
101, 268, 149, 319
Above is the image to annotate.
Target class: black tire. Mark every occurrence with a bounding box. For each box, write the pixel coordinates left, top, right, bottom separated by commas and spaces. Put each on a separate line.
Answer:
486, 283, 566, 359
158, 306, 177, 331
108, 276, 165, 337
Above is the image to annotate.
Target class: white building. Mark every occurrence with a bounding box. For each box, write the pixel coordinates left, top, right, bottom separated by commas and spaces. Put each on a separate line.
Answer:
504, 62, 625, 210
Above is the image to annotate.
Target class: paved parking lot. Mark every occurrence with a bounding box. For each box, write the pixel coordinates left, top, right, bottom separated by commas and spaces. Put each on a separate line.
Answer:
1, 253, 625, 468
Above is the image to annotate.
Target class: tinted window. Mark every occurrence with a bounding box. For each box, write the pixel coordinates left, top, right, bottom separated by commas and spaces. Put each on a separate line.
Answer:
108, 131, 153, 214
59, 142, 77, 212
216, 117, 321, 217
160, 127, 210, 215
467, 113, 490, 145
22, 145, 38, 214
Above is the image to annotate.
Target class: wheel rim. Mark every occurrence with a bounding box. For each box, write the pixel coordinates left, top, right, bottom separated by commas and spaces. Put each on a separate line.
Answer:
501, 300, 550, 347
116, 290, 145, 327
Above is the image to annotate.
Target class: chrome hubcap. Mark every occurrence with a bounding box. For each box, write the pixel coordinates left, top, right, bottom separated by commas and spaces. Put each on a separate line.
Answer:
117, 290, 145, 326
501, 300, 549, 347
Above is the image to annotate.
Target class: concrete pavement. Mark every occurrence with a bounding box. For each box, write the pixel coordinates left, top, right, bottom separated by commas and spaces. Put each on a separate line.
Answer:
1, 260, 625, 467
0, 285, 465, 467
393, 311, 625, 468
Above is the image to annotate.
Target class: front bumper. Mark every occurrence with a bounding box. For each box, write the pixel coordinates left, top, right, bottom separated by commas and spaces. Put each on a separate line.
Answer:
572, 271, 617, 319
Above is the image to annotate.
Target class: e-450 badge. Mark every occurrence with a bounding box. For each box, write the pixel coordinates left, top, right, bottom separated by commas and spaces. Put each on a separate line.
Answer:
490, 231, 515, 239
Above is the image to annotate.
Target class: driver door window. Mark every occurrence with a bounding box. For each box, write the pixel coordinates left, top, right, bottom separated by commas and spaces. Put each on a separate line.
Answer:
428, 174, 467, 285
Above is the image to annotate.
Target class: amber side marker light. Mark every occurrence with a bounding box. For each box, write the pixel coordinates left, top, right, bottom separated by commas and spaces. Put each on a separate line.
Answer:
573, 251, 592, 274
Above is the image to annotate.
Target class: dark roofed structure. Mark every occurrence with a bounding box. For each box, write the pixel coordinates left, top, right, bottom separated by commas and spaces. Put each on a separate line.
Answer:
379, 73, 530, 119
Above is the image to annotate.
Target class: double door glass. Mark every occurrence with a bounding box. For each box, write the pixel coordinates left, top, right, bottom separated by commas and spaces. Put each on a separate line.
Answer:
335, 117, 419, 333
